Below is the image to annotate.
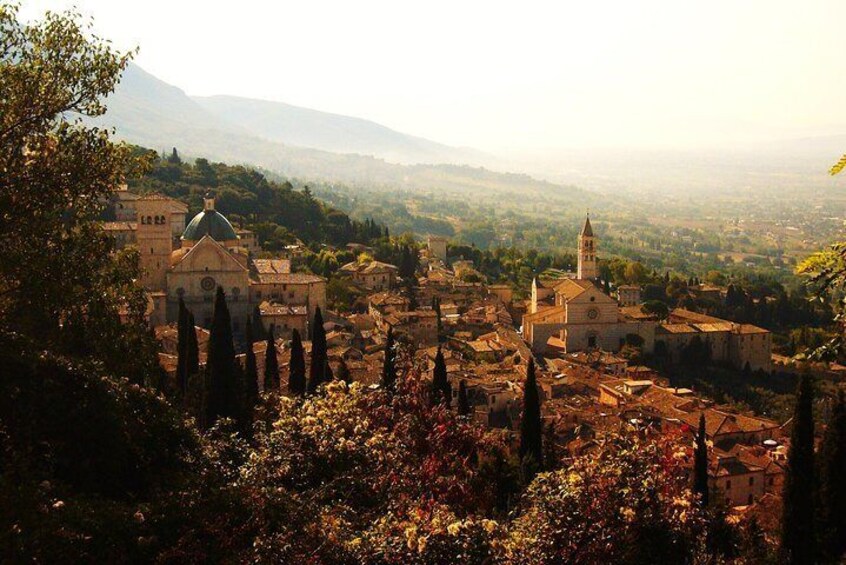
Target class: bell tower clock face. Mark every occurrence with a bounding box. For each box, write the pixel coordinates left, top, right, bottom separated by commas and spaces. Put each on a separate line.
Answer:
587, 308, 599, 320
200, 276, 216, 292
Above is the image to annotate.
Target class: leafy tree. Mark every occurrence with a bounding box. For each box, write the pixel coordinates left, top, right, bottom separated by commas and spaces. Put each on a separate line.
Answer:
0, 2, 157, 385
382, 326, 396, 392
693, 413, 709, 507
167, 146, 181, 164
781, 374, 816, 565
431, 346, 450, 407
205, 287, 238, 427
642, 299, 670, 319
307, 307, 328, 394
264, 325, 280, 392
519, 358, 542, 480
0, 331, 201, 562
818, 390, 846, 560
505, 436, 708, 564
288, 329, 306, 395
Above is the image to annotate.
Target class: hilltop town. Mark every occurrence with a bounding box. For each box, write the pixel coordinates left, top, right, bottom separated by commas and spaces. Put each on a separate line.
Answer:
6, 5, 846, 562
108, 183, 794, 520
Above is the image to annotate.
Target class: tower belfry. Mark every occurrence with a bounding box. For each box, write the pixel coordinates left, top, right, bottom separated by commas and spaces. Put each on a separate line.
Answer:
577, 214, 598, 280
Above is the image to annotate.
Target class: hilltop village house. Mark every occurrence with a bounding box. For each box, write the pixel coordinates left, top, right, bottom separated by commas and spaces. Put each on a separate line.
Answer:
109, 190, 325, 336
522, 216, 772, 372
339, 259, 398, 291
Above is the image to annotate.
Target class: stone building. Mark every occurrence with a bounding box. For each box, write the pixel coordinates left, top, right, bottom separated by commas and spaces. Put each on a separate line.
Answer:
617, 285, 642, 307
522, 215, 772, 372
427, 235, 448, 262
122, 191, 325, 335
339, 259, 398, 291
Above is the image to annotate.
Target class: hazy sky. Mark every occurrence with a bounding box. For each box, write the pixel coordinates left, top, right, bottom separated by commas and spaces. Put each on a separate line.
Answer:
19, 0, 846, 152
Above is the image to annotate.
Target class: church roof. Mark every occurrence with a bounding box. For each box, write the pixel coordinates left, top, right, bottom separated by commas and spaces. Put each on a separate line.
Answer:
580, 215, 593, 237
182, 209, 238, 242
552, 278, 596, 300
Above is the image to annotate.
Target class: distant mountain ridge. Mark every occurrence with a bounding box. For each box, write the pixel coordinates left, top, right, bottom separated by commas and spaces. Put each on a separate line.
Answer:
192, 94, 486, 165
88, 63, 595, 209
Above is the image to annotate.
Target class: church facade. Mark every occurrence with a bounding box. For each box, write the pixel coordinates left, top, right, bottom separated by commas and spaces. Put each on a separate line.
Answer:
121, 191, 326, 337
522, 216, 772, 372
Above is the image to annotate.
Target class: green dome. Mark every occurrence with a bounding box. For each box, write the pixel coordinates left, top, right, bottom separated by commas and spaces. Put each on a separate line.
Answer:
182, 209, 238, 242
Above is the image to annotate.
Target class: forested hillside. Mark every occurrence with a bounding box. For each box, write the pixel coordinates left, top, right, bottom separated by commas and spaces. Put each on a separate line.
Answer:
127, 148, 386, 248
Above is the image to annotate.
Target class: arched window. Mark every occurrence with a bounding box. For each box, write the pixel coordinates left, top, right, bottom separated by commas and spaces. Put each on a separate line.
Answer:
146, 216, 152, 225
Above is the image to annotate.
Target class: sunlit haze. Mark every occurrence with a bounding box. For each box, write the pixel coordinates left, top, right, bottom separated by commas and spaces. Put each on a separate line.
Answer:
20, 0, 846, 152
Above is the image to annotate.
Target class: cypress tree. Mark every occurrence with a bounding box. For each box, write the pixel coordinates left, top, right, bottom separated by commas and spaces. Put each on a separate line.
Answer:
693, 413, 709, 506
405, 277, 418, 311
176, 296, 189, 395
782, 374, 816, 565
186, 310, 199, 375
243, 317, 260, 414
818, 390, 846, 560
457, 380, 470, 416
382, 326, 396, 392
519, 358, 543, 479
308, 307, 328, 394
337, 357, 352, 384
205, 287, 237, 426
432, 296, 444, 342
251, 304, 265, 341
432, 345, 450, 407
288, 329, 306, 396
264, 325, 279, 392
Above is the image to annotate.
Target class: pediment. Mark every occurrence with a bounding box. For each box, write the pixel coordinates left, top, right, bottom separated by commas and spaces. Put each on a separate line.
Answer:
566, 284, 616, 305
171, 236, 248, 273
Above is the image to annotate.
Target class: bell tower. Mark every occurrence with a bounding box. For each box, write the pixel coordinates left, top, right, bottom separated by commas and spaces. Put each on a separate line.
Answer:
135, 194, 173, 291
577, 214, 598, 280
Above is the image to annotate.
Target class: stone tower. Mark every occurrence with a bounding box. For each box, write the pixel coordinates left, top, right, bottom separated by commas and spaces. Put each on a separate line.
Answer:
135, 194, 174, 291
577, 214, 598, 281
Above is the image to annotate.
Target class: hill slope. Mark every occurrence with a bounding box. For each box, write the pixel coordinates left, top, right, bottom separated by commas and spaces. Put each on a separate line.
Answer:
192, 94, 485, 165
90, 64, 596, 210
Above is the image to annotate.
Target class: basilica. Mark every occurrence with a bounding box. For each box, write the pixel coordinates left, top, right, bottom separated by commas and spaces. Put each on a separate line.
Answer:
522, 216, 772, 372
108, 190, 326, 337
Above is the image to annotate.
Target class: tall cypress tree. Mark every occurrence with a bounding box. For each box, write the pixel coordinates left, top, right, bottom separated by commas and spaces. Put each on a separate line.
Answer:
176, 296, 189, 395
457, 379, 470, 417
432, 345, 450, 407
432, 296, 444, 342
693, 413, 709, 507
782, 374, 816, 565
337, 357, 351, 384
381, 326, 396, 392
308, 307, 328, 394
519, 358, 543, 480
288, 329, 306, 396
264, 325, 280, 392
186, 310, 199, 375
205, 287, 237, 426
243, 317, 260, 415
251, 304, 265, 341
818, 390, 846, 560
